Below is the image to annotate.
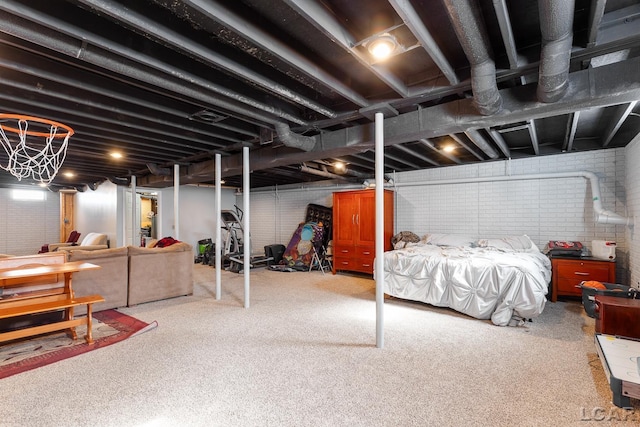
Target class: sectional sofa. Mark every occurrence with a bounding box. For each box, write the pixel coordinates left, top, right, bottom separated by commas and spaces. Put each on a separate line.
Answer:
66, 242, 194, 314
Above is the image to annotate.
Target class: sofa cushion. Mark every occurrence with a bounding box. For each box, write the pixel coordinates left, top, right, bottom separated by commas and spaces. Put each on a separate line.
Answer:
66, 246, 128, 261
128, 242, 192, 256
80, 232, 108, 246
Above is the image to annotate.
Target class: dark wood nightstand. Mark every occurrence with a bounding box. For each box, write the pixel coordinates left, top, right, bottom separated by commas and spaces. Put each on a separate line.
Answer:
595, 295, 640, 339
550, 256, 616, 302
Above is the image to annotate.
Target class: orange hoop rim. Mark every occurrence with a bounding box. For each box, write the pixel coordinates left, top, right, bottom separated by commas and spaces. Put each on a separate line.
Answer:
0, 114, 74, 138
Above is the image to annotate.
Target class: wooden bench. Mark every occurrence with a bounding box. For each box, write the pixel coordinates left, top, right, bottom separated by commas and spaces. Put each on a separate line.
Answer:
0, 257, 103, 345
0, 294, 105, 343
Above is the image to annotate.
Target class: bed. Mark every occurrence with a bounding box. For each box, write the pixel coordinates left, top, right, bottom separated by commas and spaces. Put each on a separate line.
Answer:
383, 234, 552, 326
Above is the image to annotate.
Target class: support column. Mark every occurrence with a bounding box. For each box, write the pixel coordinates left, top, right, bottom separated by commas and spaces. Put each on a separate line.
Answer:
174, 164, 180, 240
243, 146, 250, 308
375, 112, 385, 349
131, 175, 136, 247
215, 154, 222, 300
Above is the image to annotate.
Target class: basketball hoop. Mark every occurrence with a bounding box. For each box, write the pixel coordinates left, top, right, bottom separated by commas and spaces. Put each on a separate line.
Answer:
0, 114, 74, 185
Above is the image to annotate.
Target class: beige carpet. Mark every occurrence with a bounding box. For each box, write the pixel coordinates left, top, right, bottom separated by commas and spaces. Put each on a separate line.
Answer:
0, 264, 638, 426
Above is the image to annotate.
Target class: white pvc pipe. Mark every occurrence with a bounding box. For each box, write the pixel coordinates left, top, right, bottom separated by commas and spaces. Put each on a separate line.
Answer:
375, 112, 385, 349
174, 164, 180, 240
215, 154, 222, 300
395, 170, 632, 226
243, 146, 250, 308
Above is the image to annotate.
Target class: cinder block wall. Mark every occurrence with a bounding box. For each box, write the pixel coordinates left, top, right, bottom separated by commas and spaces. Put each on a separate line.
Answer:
625, 136, 640, 288
394, 150, 625, 247
394, 149, 627, 283
0, 188, 59, 256
245, 189, 335, 252
248, 148, 629, 283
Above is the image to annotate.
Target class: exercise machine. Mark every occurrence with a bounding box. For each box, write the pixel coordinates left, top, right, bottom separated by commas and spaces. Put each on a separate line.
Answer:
221, 206, 276, 273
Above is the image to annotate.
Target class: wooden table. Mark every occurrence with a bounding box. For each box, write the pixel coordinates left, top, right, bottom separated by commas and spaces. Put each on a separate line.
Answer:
0, 261, 104, 343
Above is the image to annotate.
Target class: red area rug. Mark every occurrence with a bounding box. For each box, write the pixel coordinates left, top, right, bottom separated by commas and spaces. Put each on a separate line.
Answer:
0, 310, 157, 379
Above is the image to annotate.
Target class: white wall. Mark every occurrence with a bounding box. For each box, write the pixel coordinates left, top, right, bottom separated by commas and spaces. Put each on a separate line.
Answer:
1, 146, 634, 283
625, 134, 640, 288
159, 185, 237, 251
392, 150, 628, 283
393, 150, 626, 245
0, 186, 58, 256
241, 187, 339, 252
246, 149, 630, 282
75, 181, 119, 247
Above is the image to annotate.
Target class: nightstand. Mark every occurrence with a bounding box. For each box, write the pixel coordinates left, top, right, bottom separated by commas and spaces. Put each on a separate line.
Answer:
550, 256, 616, 302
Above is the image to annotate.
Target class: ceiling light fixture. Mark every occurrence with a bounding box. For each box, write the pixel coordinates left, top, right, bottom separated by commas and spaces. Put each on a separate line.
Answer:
366, 34, 398, 60
110, 152, 123, 159
442, 145, 455, 153
333, 161, 346, 172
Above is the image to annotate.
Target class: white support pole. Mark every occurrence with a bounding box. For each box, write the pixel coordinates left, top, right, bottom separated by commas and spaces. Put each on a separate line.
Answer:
374, 112, 385, 349
131, 175, 137, 247
121, 187, 126, 247
174, 164, 180, 240
215, 154, 222, 300
243, 146, 250, 308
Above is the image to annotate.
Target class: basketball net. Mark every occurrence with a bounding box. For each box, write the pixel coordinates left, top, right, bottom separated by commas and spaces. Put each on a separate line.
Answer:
0, 114, 74, 185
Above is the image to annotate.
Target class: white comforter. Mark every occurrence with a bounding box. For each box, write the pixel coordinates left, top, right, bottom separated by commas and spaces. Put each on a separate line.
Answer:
383, 244, 552, 326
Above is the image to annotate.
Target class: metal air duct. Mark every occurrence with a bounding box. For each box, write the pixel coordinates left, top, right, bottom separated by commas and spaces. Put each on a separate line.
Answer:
275, 123, 316, 152
443, 0, 502, 115
537, 0, 575, 103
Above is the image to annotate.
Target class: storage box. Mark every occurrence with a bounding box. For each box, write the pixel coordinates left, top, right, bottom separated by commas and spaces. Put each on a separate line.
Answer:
580, 281, 635, 318
592, 240, 616, 260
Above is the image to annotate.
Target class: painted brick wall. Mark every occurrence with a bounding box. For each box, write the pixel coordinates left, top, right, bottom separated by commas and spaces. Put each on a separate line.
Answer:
0, 187, 59, 256
394, 149, 628, 282
248, 148, 628, 281
244, 188, 335, 253
625, 135, 640, 288
395, 150, 625, 246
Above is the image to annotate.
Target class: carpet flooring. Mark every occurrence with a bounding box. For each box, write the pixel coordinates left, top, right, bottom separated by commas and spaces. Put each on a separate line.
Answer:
0, 264, 638, 426
0, 309, 155, 379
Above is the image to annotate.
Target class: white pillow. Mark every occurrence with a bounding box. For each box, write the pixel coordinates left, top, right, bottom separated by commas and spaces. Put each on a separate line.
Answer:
423, 233, 476, 247
476, 235, 539, 252
80, 232, 107, 246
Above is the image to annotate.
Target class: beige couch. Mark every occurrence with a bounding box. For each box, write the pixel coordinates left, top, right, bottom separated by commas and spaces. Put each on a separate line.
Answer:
64, 242, 193, 311
66, 246, 129, 315
127, 242, 194, 306
51, 232, 109, 252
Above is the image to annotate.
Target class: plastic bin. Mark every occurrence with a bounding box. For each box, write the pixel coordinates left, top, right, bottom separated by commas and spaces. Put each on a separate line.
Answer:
579, 282, 637, 318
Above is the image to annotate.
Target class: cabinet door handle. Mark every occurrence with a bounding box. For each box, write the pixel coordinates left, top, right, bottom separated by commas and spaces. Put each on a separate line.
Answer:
352, 214, 355, 224
355, 214, 359, 225
574, 272, 590, 276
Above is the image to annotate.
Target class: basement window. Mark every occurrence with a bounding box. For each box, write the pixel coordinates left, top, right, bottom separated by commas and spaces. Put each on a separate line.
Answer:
11, 189, 45, 201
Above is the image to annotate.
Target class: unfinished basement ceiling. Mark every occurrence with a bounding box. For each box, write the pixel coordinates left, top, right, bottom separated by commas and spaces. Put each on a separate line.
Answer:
0, 0, 639, 191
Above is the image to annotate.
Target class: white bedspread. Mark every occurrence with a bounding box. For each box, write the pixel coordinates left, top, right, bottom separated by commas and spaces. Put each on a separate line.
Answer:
383, 244, 552, 326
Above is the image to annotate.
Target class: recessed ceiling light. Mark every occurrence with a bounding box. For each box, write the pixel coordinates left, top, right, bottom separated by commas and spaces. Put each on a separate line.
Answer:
110, 152, 123, 159
366, 34, 398, 60
442, 145, 455, 153
63, 171, 75, 178
333, 161, 346, 172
